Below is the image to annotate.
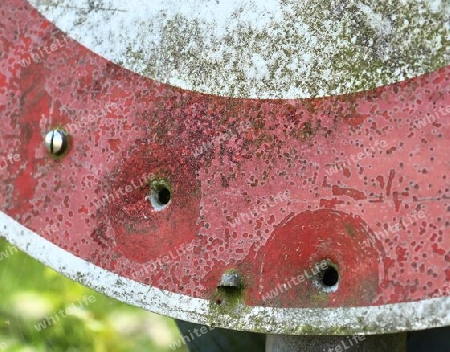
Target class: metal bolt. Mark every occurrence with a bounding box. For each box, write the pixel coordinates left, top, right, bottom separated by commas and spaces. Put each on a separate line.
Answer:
218, 271, 242, 289
44, 129, 68, 156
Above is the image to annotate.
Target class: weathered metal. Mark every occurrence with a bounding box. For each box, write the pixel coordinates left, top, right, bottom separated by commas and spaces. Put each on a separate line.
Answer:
0, 0, 448, 336
266, 333, 407, 352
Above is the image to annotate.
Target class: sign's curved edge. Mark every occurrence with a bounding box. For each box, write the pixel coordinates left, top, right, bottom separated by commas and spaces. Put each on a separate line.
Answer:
1, 210, 448, 335
27, 0, 450, 100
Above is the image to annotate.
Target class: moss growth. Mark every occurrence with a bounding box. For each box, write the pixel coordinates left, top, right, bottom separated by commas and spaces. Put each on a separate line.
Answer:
344, 223, 356, 238
118, 0, 448, 98
206, 270, 251, 325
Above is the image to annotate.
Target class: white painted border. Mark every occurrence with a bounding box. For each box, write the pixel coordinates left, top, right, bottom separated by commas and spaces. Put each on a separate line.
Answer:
28, 0, 449, 99
1, 210, 449, 334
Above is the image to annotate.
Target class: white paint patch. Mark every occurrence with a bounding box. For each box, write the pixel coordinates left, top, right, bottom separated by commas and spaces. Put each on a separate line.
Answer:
1, 210, 450, 334
356, 3, 393, 36
29, 0, 449, 98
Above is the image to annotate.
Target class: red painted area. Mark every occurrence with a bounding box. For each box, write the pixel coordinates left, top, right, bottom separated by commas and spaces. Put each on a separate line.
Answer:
98, 143, 201, 266
0, 0, 449, 307
208, 209, 383, 308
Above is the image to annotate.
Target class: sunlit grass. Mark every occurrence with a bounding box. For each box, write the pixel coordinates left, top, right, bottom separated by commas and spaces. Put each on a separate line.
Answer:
0, 238, 187, 352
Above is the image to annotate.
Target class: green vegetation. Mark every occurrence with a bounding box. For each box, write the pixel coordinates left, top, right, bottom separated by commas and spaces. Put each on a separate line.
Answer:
0, 238, 187, 352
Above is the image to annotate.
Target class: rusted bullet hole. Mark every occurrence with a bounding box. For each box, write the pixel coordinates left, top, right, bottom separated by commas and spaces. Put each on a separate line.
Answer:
314, 261, 339, 293
213, 270, 244, 307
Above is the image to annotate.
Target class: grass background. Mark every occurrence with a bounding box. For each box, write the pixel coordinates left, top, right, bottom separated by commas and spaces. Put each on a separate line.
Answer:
0, 237, 188, 352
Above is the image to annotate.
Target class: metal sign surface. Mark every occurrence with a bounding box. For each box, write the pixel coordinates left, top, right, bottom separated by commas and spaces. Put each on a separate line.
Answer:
0, 0, 449, 335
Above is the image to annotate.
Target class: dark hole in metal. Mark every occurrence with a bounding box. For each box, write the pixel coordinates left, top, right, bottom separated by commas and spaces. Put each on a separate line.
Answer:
158, 187, 171, 205
322, 267, 339, 287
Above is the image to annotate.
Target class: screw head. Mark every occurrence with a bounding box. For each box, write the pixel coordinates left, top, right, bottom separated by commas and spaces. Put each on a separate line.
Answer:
44, 129, 68, 156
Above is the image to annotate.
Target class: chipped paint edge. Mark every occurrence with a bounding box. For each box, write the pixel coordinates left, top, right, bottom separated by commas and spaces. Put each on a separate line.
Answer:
1, 210, 449, 335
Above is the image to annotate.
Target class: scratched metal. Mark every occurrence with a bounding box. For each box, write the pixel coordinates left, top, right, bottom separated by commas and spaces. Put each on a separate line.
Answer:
0, 0, 449, 334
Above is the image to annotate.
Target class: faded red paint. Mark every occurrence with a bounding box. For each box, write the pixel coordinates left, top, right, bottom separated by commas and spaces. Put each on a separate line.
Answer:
0, 0, 448, 307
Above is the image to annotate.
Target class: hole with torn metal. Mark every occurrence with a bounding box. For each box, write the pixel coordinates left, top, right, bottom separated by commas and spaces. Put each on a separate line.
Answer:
217, 270, 243, 290
214, 270, 244, 305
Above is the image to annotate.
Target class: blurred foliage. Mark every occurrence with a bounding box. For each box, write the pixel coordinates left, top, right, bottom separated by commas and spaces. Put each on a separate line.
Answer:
0, 238, 187, 352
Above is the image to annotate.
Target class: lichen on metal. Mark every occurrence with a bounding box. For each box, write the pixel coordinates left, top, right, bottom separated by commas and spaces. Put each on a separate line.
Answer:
0, 0, 449, 336
29, 0, 449, 98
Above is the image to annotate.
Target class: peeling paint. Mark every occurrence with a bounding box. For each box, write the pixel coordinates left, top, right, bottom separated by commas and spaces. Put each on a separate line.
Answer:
0, 0, 449, 333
